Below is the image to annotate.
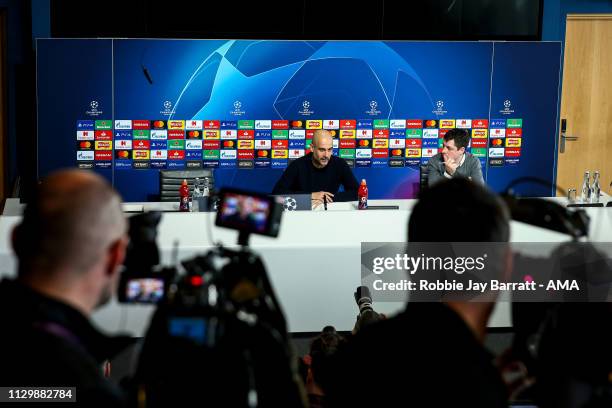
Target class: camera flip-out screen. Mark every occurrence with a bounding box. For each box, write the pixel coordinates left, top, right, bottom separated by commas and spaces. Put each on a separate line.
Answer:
216, 188, 282, 237
125, 277, 165, 304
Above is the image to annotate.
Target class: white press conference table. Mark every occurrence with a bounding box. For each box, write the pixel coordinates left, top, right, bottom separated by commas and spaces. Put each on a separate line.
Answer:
1, 197, 611, 336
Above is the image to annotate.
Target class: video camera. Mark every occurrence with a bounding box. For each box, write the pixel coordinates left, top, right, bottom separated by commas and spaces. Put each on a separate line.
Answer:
118, 189, 301, 407
117, 188, 283, 304
216, 188, 283, 244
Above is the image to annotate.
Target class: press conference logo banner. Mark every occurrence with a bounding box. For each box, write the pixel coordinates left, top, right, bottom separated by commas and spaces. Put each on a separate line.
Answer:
37, 40, 561, 201
361, 242, 612, 302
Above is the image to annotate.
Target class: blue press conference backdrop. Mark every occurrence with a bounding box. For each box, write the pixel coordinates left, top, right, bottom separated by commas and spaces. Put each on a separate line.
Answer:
37, 39, 561, 201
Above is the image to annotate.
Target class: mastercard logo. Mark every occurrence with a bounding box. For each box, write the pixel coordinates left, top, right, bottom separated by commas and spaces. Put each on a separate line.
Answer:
188, 131, 200, 138
425, 120, 437, 127
329, 130, 337, 137
153, 121, 165, 128
257, 150, 269, 158
359, 140, 370, 147
391, 149, 402, 156
223, 141, 235, 148
117, 151, 129, 159
79, 141, 92, 149
492, 139, 503, 146
291, 121, 303, 128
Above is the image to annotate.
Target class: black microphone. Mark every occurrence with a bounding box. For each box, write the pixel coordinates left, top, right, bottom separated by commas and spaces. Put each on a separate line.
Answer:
142, 65, 153, 85
323, 194, 327, 211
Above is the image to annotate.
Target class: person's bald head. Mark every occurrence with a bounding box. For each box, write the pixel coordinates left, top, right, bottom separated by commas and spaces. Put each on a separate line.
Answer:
312, 129, 333, 146
311, 130, 334, 168
14, 169, 126, 276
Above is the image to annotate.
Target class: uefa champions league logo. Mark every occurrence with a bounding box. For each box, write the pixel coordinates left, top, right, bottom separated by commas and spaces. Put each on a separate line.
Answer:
160, 100, 173, 116
299, 100, 314, 116
500, 99, 515, 115
230, 100, 245, 116
366, 100, 381, 116
85, 100, 103, 117
283, 196, 297, 211
432, 100, 447, 116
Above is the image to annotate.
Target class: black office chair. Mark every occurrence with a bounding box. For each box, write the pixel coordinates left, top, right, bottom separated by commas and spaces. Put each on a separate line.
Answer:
419, 164, 429, 195
159, 169, 215, 202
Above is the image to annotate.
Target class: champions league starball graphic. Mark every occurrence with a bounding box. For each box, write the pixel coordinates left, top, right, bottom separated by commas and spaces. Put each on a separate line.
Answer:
37, 40, 561, 201
283, 197, 297, 211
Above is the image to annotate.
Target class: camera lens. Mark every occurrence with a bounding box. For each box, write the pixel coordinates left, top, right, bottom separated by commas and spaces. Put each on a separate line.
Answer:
354, 286, 373, 314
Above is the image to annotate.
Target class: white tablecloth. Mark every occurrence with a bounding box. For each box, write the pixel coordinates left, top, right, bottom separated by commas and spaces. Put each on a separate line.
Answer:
1, 198, 611, 336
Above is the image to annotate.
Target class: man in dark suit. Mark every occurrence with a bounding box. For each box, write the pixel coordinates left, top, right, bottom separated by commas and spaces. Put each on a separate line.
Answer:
272, 129, 358, 208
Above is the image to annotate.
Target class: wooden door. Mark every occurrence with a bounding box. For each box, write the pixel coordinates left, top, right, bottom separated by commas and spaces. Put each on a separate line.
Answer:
556, 14, 612, 196
0, 10, 6, 205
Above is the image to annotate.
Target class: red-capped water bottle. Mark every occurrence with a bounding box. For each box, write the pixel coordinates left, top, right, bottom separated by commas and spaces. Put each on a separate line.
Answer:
179, 179, 190, 212
358, 179, 368, 210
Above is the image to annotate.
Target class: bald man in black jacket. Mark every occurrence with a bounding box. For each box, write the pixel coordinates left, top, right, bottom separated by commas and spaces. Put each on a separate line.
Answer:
0, 170, 131, 407
272, 129, 358, 208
